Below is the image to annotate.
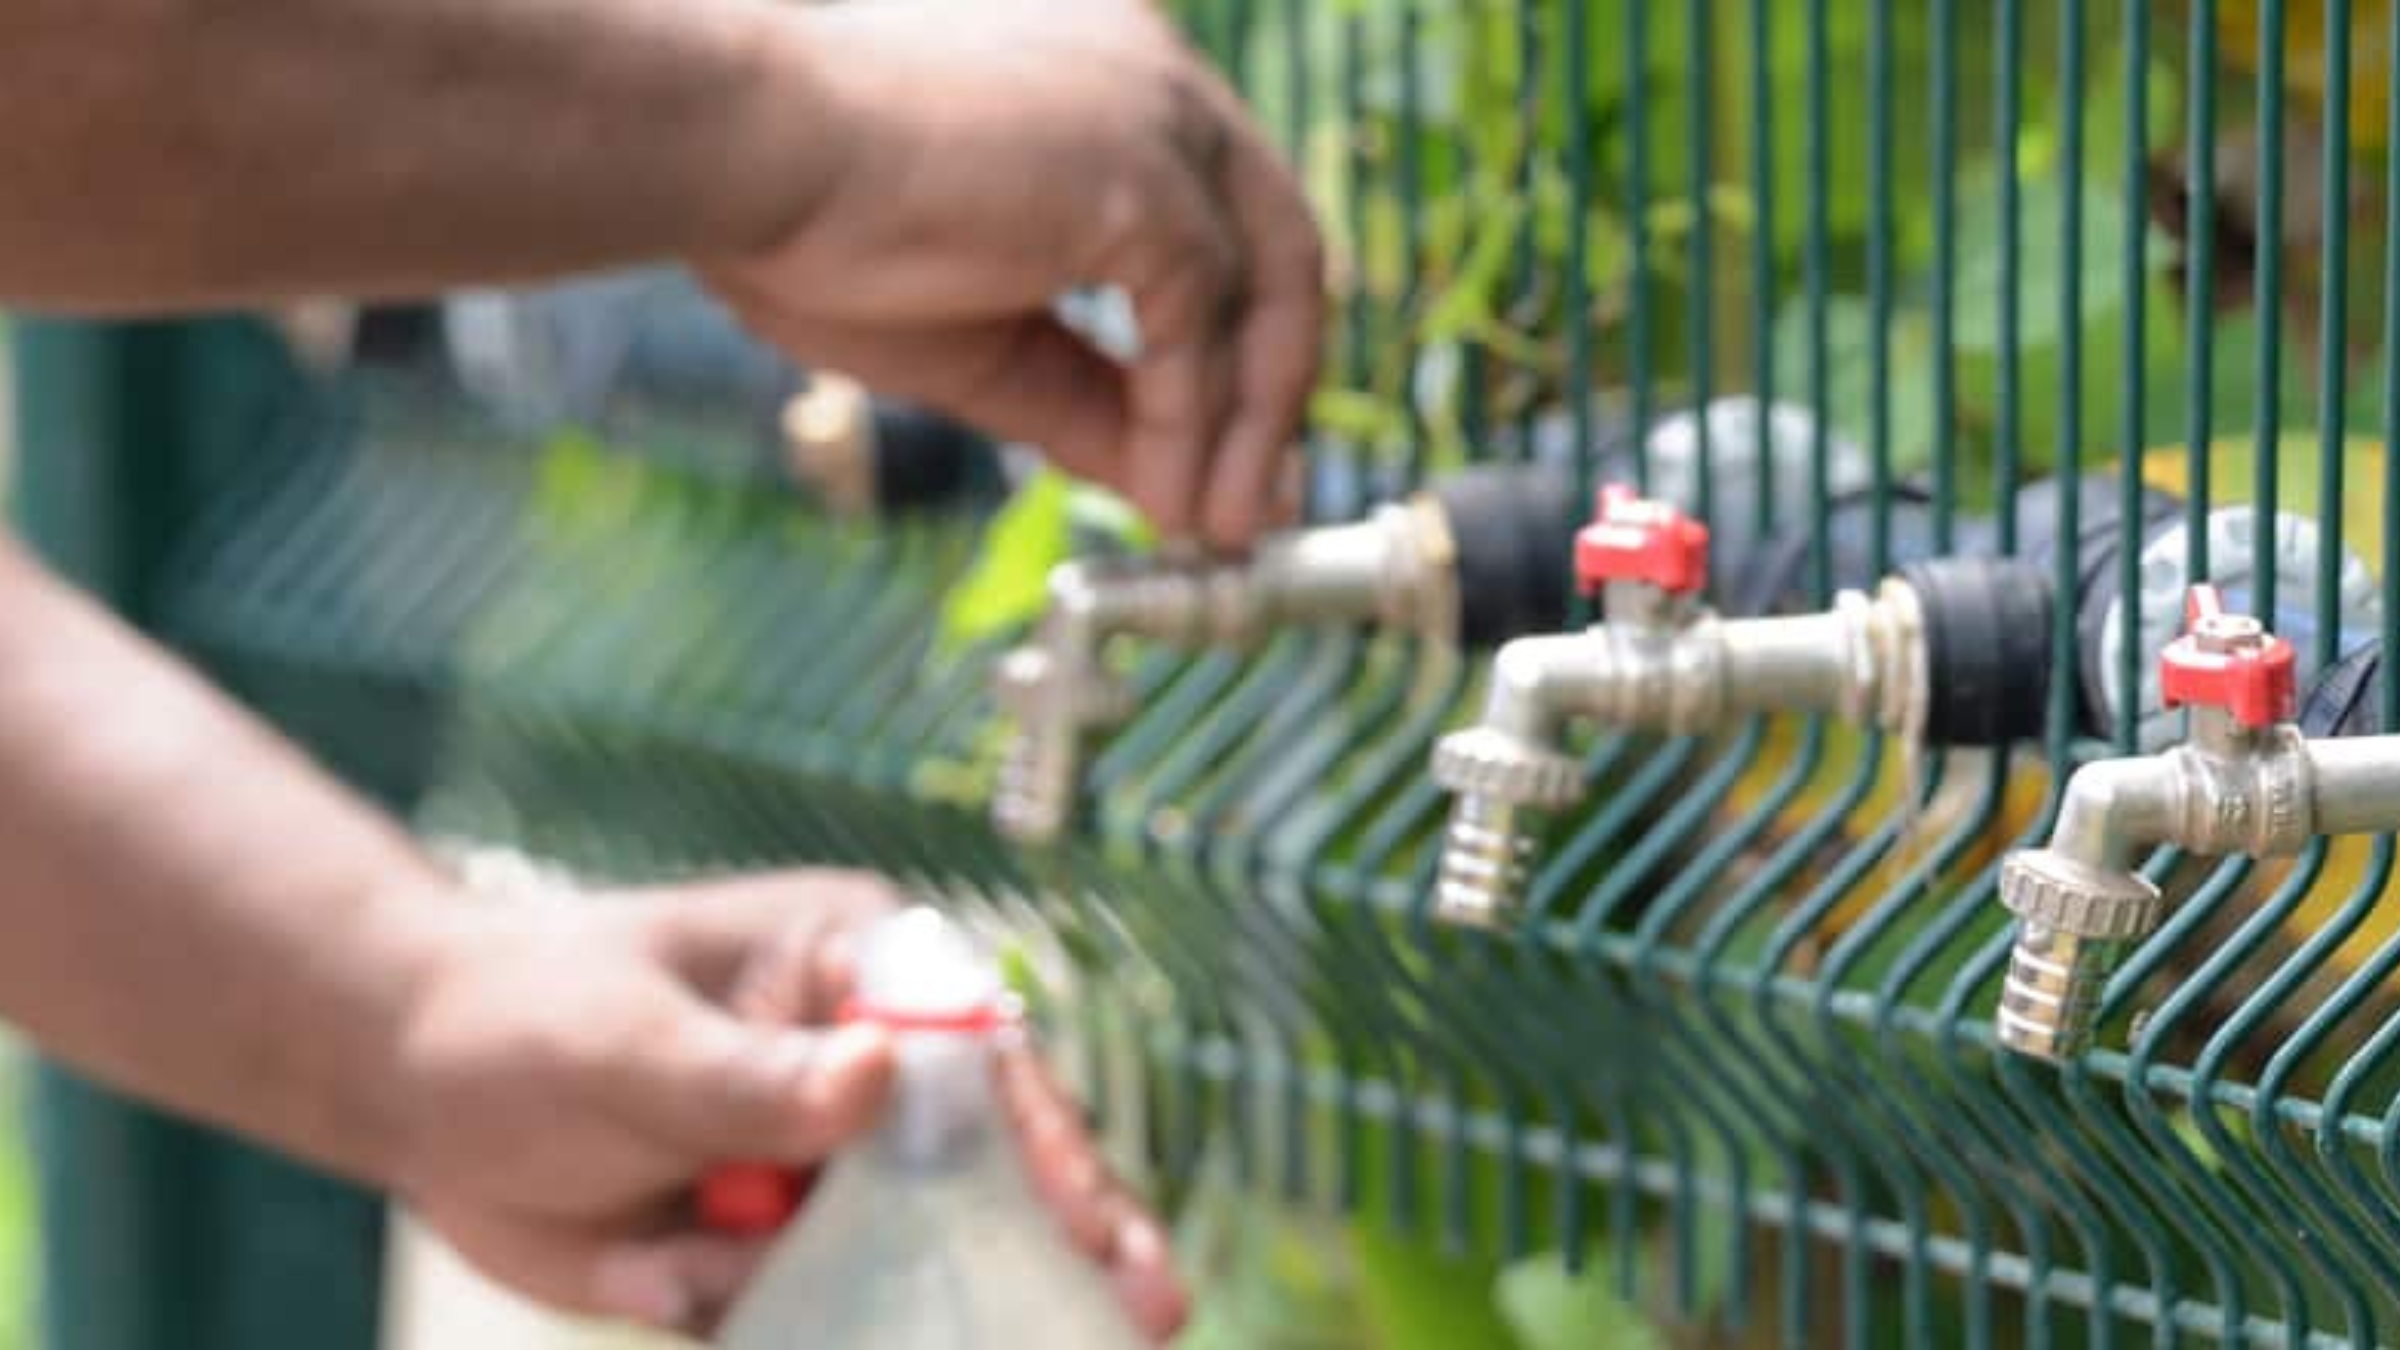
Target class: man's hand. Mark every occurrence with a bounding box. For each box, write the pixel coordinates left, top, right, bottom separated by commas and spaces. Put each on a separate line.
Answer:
710, 0, 1326, 551
393, 870, 1185, 1339
2, 0, 1322, 547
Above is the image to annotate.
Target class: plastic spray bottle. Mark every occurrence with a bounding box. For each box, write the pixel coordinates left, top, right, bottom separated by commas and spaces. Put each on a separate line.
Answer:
712, 908, 1147, 1350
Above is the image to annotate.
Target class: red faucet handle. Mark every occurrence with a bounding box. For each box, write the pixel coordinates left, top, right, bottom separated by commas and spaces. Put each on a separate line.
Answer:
2158, 584, 2298, 729
1573, 486, 1710, 596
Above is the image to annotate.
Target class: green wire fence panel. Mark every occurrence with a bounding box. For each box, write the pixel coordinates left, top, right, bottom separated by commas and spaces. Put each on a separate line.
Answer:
18, 3, 2400, 1348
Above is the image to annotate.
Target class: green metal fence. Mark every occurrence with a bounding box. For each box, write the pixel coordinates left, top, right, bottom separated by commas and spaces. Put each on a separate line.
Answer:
15, 2, 2400, 1347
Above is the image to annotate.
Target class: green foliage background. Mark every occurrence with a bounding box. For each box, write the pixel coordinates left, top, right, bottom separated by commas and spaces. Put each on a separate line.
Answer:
0, 317, 32, 1350
0, 1041, 32, 1350
1155, 2, 2393, 1344
1215, 0, 2381, 491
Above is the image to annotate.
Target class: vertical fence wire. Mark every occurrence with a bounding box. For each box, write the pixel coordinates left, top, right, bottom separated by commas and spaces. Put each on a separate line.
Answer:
1623, 0, 1654, 465
1866, 0, 1895, 579
1930, 0, 1959, 552
1564, 0, 1595, 526
1397, 2, 1428, 489
1510, 0, 1540, 459
1686, 0, 1715, 535
2257, 0, 2287, 612
1995, 0, 2026, 554
2187, 0, 2218, 578
2049, 0, 2087, 768
2117, 0, 2150, 759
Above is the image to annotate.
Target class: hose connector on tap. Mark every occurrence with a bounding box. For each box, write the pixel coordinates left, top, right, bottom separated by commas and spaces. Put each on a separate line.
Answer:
1427, 487, 1962, 928
991, 465, 1586, 844
1995, 585, 2319, 1060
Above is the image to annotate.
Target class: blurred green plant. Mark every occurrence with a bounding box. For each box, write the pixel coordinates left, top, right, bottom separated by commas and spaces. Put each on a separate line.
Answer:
0, 1039, 34, 1350
1207, 0, 2390, 485
936, 469, 1157, 656
0, 318, 29, 1350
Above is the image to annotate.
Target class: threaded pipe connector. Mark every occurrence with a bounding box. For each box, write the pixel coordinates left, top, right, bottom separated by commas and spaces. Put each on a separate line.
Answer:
1994, 848, 2163, 1060
990, 643, 1100, 845
1429, 726, 1587, 805
1433, 794, 1538, 928
1427, 724, 1585, 929
992, 728, 1078, 844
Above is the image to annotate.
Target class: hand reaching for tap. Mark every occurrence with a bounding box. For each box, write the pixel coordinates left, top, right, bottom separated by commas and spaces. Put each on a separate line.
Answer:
0, 0, 1327, 551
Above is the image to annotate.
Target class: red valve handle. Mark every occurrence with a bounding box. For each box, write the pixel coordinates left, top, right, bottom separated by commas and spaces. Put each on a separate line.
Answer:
1573, 485, 1710, 597
2157, 584, 2298, 729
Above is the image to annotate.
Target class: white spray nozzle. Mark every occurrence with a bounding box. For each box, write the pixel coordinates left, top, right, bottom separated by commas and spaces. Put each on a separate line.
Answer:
849, 906, 1010, 1029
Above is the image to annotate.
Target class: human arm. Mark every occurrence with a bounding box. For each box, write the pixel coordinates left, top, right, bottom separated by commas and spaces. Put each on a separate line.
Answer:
0, 0, 1325, 547
0, 0, 811, 309
0, 537, 1182, 1336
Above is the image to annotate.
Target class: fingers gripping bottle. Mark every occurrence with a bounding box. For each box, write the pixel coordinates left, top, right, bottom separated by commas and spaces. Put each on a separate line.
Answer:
716, 909, 1146, 1350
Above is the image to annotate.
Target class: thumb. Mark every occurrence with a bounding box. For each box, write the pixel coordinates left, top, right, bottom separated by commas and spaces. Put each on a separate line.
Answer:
715, 296, 1132, 493
608, 1006, 896, 1163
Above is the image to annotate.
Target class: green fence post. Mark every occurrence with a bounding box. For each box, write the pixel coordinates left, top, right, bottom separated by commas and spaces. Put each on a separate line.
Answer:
8, 318, 385, 1350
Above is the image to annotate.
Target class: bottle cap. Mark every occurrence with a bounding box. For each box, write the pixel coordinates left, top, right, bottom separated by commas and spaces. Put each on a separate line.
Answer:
697, 907, 1006, 1236
1573, 486, 1709, 596
2158, 584, 2298, 728
842, 907, 1012, 1032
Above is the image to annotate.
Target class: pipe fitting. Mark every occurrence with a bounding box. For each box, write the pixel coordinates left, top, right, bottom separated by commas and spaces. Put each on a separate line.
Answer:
989, 561, 1138, 844
990, 470, 1582, 844
1993, 584, 2371, 1060
782, 370, 1003, 518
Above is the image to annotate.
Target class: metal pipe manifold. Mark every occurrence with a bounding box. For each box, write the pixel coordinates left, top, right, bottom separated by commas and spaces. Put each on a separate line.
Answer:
1427, 486, 2054, 929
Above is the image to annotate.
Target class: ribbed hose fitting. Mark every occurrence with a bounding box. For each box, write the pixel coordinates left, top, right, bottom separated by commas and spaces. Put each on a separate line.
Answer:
1994, 922, 2125, 1060
1993, 846, 2163, 1062
988, 638, 1123, 845
1432, 794, 1537, 928
991, 727, 1079, 846
1426, 723, 1586, 928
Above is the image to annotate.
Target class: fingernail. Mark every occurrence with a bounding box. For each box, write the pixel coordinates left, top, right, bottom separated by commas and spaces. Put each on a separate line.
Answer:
1040, 1155, 1115, 1258
1116, 1217, 1168, 1271
812, 929, 861, 1000
799, 1024, 894, 1113
1108, 1223, 1189, 1344
593, 1252, 691, 1329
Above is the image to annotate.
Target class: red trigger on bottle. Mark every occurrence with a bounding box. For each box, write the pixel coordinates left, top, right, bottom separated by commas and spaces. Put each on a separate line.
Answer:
696, 992, 1009, 1236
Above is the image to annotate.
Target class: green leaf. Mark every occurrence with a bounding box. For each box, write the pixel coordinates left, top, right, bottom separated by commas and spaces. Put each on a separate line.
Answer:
2170, 1108, 2227, 1175
1351, 1225, 1521, 1350
530, 428, 659, 536
1495, 1251, 1666, 1350
1770, 296, 1941, 474
1065, 482, 1158, 549
1177, 1189, 1369, 1350
1311, 388, 1412, 449
1419, 196, 1528, 345
1362, 190, 1412, 302
1954, 172, 2171, 354
936, 471, 1076, 652
0, 1040, 30, 1350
